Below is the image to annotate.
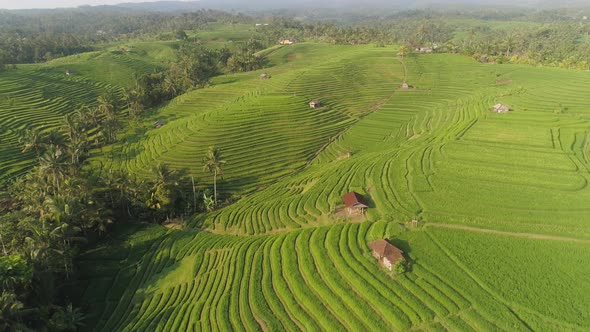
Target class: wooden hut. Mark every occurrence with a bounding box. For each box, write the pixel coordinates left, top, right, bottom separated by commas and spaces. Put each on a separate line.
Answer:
368, 239, 405, 271
492, 104, 510, 113
309, 100, 322, 109
417, 46, 433, 53
401, 82, 410, 89
154, 119, 165, 128
260, 73, 270, 80
341, 191, 368, 215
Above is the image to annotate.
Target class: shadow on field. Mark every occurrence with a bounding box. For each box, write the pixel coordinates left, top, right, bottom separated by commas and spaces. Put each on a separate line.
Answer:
364, 192, 377, 209
66, 223, 198, 328
389, 238, 412, 256
389, 238, 414, 271
217, 174, 260, 194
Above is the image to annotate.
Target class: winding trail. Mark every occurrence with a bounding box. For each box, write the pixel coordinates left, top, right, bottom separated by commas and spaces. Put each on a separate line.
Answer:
428, 223, 590, 243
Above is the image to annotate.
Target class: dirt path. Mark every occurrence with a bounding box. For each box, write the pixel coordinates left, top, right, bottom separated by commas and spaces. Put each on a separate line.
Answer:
427, 223, 590, 244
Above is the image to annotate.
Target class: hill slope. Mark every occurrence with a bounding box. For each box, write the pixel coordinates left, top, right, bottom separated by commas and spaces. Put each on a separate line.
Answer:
0, 42, 171, 186
73, 44, 590, 330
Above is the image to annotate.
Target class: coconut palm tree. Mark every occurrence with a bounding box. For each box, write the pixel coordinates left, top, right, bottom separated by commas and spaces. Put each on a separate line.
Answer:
97, 94, 116, 119
61, 114, 79, 143
121, 88, 133, 111
44, 129, 65, 148
20, 128, 43, 156
79, 106, 100, 130
38, 145, 68, 194
146, 163, 179, 221
67, 138, 87, 167
163, 77, 177, 99
202, 146, 226, 207
398, 45, 408, 59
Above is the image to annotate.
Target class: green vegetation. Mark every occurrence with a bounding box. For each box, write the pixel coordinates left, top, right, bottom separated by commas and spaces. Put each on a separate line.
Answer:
1, 7, 590, 331
64, 43, 590, 330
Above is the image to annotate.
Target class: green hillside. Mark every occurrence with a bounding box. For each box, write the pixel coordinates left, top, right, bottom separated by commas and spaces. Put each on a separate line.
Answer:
43, 41, 174, 87
0, 67, 116, 182
71, 44, 590, 330
0, 42, 173, 185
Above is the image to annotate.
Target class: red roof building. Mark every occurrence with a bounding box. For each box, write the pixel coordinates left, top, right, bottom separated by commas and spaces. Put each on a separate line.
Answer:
341, 191, 368, 214
368, 239, 405, 271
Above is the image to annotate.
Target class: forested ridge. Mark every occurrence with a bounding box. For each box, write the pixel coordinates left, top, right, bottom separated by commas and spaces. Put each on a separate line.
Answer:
1, 7, 589, 68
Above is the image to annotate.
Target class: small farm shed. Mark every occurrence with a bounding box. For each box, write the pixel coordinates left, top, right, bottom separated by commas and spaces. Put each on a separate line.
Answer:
401, 82, 410, 89
65, 69, 71, 76
309, 100, 322, 109
368, 239, 405, 271
417, 47, 433, 53
280, 39, 295, 45
260, 73, 269, 80
154, 119, 165, 128
492, 103, 510, 113
341, 191, 369, 214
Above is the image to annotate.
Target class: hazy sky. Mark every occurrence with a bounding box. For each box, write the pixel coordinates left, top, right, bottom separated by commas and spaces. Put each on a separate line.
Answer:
0, 0, 187, 10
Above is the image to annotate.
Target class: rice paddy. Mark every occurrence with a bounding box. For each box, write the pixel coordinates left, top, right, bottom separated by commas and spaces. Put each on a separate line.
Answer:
5, 41, 590, 330
0, 67, 118, 183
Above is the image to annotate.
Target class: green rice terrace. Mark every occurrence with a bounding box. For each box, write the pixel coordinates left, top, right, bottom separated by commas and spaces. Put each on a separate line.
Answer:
4, 41, 590, 330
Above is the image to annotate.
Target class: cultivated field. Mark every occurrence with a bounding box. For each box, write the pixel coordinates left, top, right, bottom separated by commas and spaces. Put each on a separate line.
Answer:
0, 42, 172, 185
0, 67, 117, 183
9, 41, 590, 330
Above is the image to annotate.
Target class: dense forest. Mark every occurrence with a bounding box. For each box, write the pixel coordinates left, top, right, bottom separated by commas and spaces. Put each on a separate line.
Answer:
1, 7, 590, 69
1, 4, 590, 331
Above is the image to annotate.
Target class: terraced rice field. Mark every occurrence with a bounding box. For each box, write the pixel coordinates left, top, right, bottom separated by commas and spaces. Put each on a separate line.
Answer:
69, 44, 590, 330
45, 42, 169, 87
0, 67, 117, 183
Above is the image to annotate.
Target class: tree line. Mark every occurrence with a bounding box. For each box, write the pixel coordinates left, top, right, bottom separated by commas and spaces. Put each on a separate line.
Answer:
258, 16, 590, 70
128, 38, 265, 110
0, 9, 251, 67
2, 7, 588, 70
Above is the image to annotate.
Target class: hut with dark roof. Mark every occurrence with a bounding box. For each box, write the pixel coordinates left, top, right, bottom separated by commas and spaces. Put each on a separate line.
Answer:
341, 191, 368, 214
368, 239, 405, 270
309, 100, 322, 109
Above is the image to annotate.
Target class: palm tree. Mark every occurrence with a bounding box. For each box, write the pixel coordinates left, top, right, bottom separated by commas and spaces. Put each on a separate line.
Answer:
121, 88, 133, 111
62, 114, 78, 143
163, 77, 177, 99
503, 32, 516, 57
67, 138, 87, 167
146, 164, 179, 220
44, 129, 65, 148
398, 45, 408, 59
97, 94, 114, 117
19, 128, 43, 156
61, 304, 86, 330
101, 117, 119, 143
38, 145, 68, 194
81, 106, 100, 129
202, 146, 226, 207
